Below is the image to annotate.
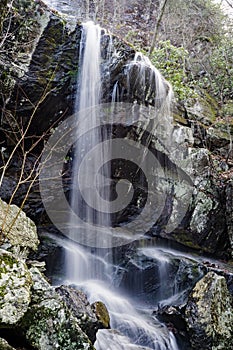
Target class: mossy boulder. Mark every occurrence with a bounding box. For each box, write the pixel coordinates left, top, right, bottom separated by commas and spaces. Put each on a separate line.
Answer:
20, 268, 95, 350
179, 92, 232, 158
91, 301, 110, 329
185, 92, 218, 127
185, 271, 233, 350
56, 285, 110, 343
0, 198, 39, 256
0, 249, 32, 325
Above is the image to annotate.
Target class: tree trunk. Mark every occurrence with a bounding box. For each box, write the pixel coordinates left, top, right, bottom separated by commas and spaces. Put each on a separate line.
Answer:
149, 0, 168, 56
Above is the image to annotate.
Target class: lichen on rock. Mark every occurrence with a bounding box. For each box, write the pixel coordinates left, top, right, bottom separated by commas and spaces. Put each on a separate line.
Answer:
185, 271, 233, 350
0, 0, 51, 102
20, 268, 95, 350
56, 285, 110, 344
0, 249, 32, 325
0, 198, 39, 255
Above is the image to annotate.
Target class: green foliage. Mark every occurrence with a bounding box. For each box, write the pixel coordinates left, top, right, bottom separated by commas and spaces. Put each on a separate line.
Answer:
198, 36, 233, 103
149, 40, 197, 101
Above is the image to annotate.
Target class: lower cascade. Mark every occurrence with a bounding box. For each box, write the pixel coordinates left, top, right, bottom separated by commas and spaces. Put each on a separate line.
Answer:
64, 21, 179, 350
63, 239, 180, 350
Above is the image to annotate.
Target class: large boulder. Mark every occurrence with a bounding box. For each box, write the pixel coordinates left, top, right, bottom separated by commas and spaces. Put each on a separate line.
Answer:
185, 271, 233, 350
19, 267, 109, 350
56, 285, 110, 343
171, 148, 231, 259
20, 267, 95, 350
0, 246, 108, 349
0, 198, 39, 256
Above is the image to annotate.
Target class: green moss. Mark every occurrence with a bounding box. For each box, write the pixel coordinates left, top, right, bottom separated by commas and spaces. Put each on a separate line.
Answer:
93, 302, 110, 329
0, 253, 16, 273
173, 232, 201, 250
22, 304, 94, 350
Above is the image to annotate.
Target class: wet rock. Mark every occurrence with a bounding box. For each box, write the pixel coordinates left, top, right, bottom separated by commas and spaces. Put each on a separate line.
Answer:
1, 0, 81, 144
119, 247, 206, 305
91, 301, 110, 329
5, 20, 81, 141
56, 285, 110, 343
185, 271, 233, 350
0, 249, 32, 326
0, 198, 39, 257
94, 329, 151, 350
20, 268, 95, 350
155, 305, 190, 350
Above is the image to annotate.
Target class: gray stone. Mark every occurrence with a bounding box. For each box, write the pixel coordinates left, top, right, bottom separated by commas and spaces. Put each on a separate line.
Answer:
0, 198, 39, 256
185, 271, 233, 350
0, 249, 32, 325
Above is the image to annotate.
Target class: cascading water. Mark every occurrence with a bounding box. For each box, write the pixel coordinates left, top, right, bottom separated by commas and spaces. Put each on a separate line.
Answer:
64, 21, 179, 350
68, 21, 112, 254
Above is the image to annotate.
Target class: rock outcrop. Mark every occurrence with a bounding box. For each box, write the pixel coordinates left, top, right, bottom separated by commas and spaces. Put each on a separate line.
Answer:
171, 148, 232, 259
1, 0, 81, 141
0, 0, 51, 105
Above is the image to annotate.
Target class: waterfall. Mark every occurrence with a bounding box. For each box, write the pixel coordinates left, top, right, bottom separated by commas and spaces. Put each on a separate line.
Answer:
64, 21, 179, 350
68, 22, 112, 255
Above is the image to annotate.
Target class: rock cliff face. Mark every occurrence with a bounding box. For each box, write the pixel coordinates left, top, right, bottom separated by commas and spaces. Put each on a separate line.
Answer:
1, 0, 81, 141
